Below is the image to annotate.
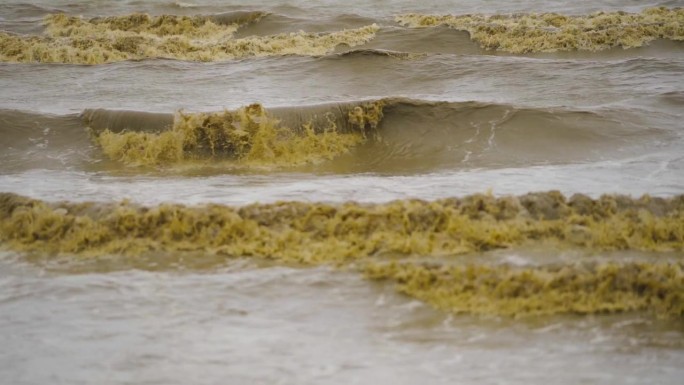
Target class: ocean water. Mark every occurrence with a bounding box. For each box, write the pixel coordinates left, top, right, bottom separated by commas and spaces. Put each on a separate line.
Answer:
1, 1, 683, 384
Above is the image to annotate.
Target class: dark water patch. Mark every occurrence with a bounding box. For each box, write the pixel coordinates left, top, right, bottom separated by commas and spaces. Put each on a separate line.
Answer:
659, 90, 684, 106
82, 109, 174, 134
328, 48, 425, 59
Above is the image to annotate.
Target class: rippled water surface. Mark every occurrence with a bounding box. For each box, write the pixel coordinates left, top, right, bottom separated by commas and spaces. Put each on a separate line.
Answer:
2, 254, 683, 385
1, 0, 683, 384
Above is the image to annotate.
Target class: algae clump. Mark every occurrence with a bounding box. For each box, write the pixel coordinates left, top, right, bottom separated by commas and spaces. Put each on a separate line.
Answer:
0, 12, 379, 64
92, 104, 367, 167
364, 261, 684, 318
1, 192, 683, 262
396, 7, 684, 53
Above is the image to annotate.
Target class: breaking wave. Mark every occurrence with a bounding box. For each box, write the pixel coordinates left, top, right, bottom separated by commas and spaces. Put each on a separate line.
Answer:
365, 261, 683, 317
0, 12, 379, 64
0, 97, 673, 172
87, 104, 372, 168
2, 7, 683, 64
1, 191, 682, 317
83, 98, 669, 170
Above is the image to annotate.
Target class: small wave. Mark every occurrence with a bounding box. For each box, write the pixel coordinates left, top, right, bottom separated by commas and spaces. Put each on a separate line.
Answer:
659, 90, 684, 105
82, 109, 174, 134
396, 7, 684, 53
330, 48, 426, 59
209, 11, 270, 26
170, 1, 199, 9
365, 261, 683, 317
0, 109, 83, 149
358, 26, 484, 56
0, 109, 91, 172
0, 3, 63, 18
232, 12, 381, 38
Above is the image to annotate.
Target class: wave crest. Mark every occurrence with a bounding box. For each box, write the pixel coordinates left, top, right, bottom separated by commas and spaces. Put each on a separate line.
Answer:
90, 104, 372, 167
2, 98, 671, 172
0, 12, 378, 64
396, 7, 684, 53
1, 191, 682, 316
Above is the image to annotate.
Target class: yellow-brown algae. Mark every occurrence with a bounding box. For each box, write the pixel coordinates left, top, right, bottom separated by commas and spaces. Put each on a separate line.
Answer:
1, 192, 682, 262
93, 104, 366, 167
364, 261, 683, 318
45, 13, 247, 39
0, 13, 379, 64
1, 192, 682, 317
395, 7, 684, 53
347, 101, 385, 134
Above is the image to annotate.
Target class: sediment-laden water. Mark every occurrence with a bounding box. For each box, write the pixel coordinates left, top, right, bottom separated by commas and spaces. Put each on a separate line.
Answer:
1, 1, 683, 384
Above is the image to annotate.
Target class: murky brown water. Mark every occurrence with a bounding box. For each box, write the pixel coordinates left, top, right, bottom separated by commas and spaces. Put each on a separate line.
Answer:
1, 0, 683, 383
